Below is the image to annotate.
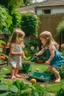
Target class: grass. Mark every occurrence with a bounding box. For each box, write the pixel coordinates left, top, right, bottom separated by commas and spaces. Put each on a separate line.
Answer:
44, 80, 64, 94
0, 62, 48, 74
30, 63, 48, 72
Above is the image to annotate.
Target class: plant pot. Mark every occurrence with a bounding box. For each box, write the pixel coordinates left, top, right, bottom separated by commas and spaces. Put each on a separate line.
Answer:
22, 61, 31, 71
22, 64, 30, 71
36, 60, 44, 64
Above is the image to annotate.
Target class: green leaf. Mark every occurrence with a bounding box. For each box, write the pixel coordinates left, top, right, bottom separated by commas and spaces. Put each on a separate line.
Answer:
0, 40, 5, 45
13, 80, 21, 89
10, 85, 18, 93
0, 92, 9, 96
0, 85, 8, 91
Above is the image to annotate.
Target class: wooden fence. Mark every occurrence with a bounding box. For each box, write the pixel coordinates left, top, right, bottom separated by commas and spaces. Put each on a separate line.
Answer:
38, 13, 64, 44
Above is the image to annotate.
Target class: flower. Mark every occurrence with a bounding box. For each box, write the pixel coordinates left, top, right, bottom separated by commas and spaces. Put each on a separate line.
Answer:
37, 46, 39, 50
30, 46, 34, 50
0, 45, 4, 48
0, 56, 6, 60
61, 44, 64, 48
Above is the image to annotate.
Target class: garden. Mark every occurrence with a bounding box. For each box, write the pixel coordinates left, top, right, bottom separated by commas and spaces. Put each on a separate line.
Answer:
0, 0, 64, 96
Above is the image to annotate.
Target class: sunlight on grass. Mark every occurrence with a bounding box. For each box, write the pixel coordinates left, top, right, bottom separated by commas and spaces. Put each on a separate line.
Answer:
44, 80, 64, 93
30, 63, 48, 72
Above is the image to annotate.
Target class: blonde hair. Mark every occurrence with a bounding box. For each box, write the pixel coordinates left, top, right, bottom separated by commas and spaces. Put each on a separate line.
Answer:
14, 28, 25, 38
9, 28, 25, 47
39, 31, 59, 49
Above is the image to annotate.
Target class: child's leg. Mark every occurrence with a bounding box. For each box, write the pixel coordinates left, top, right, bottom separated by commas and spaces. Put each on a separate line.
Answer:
48, 65, 61, 82
15, 68, 22, 78
11, 67, 16, 79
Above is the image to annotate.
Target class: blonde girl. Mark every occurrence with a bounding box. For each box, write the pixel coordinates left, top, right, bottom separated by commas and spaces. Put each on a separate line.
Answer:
9, 28, 26, 79
35, 31, 64, 83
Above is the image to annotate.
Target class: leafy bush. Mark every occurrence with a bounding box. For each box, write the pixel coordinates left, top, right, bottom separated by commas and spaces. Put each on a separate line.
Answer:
24, 48, 31, 59
29, 39, 39, 48
0, 0, 23, 11
56, 21, 64, 36
56, 20, 64, 44
21, 13, 40, 37
0, 78, 48, 96
11, 9, 22, 28
56, 88, 64, 96
0, 6, 12, 34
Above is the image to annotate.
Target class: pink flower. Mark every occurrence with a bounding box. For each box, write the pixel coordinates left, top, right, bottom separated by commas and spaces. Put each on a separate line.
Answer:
61, 44, 64, 48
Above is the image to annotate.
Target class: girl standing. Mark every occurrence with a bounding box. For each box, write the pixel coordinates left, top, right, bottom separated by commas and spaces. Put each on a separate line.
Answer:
9, 28, 26, 79
35, 31, 64, 83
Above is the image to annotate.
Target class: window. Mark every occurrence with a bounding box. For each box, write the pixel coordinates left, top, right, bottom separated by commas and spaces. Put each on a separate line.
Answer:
43, 9, 51, 14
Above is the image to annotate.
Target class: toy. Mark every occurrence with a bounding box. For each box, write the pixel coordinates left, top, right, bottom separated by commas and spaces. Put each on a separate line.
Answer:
28, 72, 54, 82
31, 78, 36, 84
31, 56, 37, 62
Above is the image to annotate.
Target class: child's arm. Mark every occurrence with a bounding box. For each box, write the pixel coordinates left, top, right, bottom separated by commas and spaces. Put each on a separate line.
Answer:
35, 47, 45, 56
22, 51, 26, 60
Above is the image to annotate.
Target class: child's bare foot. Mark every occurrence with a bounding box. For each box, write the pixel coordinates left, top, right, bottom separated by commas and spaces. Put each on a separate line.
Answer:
16, 74, 22, 78
11, 76, 16, 79
55, 78, 61, 83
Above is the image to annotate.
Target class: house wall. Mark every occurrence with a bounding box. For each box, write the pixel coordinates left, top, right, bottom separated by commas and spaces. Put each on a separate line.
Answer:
51, 7, 64, 14
36, 6, 64, 15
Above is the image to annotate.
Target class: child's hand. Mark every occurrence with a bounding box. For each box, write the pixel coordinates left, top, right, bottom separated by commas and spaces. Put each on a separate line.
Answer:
34, 53, 38, 56
45, 61, 50, 64
23, 56, 26, 60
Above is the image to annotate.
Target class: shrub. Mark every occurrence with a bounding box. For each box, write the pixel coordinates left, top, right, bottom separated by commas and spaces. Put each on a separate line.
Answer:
56, 88, 64, 96
0, 78, 48, 96
11, 9, 22, 28
0, 6, 12, 34
21, 13, 40, 37
0, 0, 23, 12
56, 21, 64, 36
56, 20, 64, 44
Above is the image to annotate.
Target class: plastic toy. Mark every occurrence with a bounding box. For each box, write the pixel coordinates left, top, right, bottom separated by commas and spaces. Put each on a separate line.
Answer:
31, 56, 37, 62
28, 72, 54, 82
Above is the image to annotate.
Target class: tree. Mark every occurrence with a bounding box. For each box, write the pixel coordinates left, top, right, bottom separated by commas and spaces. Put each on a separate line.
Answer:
23, 0, 31, 6
0, 0, 23, 11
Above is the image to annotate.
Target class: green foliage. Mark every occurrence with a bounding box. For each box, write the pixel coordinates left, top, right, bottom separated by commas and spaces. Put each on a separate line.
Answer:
11, 9, 22, 28
59, 64, 64, 79
0, 40, 5, 45
0, 0, 10, 8
21, 13, 40, 37
0, 6, 12, 34
24, 48, 31, 57
0, 0, 23, 11
24, 38, 31, 47
56, 20, 64, 36
56, 88, 64, 96
8, 0, 23, 11
23, 0, 31, 6
0, 78, 48, 96
29, 39, 39, 47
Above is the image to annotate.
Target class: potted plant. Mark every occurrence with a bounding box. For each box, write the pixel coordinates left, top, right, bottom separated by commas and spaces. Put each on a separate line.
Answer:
22, 61, 31, 72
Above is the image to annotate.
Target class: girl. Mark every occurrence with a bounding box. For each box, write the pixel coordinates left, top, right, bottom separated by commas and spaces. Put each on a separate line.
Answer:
9, 28, 26, 79
35, 31, 64, 83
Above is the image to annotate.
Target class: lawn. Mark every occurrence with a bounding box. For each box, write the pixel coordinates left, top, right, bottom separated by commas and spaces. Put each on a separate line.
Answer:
31, 63, 48, 72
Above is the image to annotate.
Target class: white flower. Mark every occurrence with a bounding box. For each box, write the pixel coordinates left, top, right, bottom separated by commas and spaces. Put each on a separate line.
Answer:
30, 46, 34, 50
37, 46, 39, 50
